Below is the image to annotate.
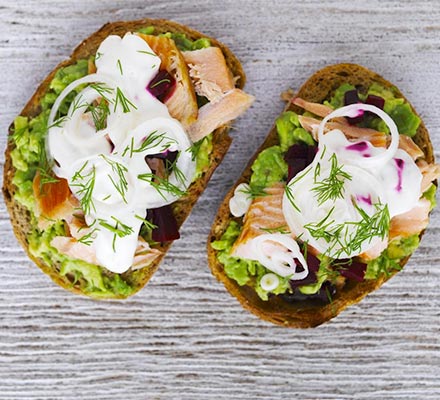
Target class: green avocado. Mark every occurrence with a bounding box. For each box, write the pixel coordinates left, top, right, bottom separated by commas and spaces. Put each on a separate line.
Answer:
365, 235, 420, 279
276, 111, 314, 151
159, 32, 211, 51
249, 146, 288, 191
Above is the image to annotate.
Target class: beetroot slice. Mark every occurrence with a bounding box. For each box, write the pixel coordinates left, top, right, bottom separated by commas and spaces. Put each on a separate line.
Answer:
366, 94, 385, 110
344, 89, 361, 106
336, 259, 367, 282
344, 90, 364, 125
289, 251, 320, 289
145, 150, 179, 173
284, 143, 317, 182
148, 205, 180, 242
147, 70, 176, 102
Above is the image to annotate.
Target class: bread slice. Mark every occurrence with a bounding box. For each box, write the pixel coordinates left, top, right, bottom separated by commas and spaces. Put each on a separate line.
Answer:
207, 63, 434, 327
3, 19, 246, 298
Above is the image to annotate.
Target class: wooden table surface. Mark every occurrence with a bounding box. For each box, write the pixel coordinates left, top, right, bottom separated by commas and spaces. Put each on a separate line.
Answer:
1, 1, 439, 399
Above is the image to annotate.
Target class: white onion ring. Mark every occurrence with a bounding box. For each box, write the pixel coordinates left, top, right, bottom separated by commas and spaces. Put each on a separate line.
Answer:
260, 273, 280, 291
318, 104, 399, 168
46, 74, 121, 174
48, 73, 119, 127
251, 233, 309, 279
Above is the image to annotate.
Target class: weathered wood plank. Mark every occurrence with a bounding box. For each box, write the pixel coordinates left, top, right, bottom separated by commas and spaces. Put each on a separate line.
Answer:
0, 0, 439, 399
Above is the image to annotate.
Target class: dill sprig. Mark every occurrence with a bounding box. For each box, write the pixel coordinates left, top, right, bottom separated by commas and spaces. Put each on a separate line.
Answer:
347, 201, 390, 252
312, 154, 352, 205
135, 214, 158, 231
71, 161, 96, 215
325, 285, 334, 304
10, 123, 28, 143
114, 87, 137, 113
150, 78, 171, 89
188, 138, 205, 161
36, 144, 60, 189
122, 131, 177, 157
88, 100, 110, 131
238, 184, 268, 199
304, 201, 390, 259
137, 50, 157, 57
284, 184, 300, 213
285, 165, 312, 212
99, 216, 133, 237
99, 216, 134, 252
77, 228, 98, 246
100, 155, 129, 203
304, 207, 339, 244
69, 94, 88, 116
47, 115, 70, 130
164, 154, 186, 187
89, 83, 113, 103
116, 59, 123, 75
38, 171, 59, 186
137, 173, 186, 199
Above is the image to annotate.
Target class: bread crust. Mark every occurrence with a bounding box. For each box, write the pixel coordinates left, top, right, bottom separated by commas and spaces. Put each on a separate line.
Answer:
3, 18, 246, 298
207, 63, 434, 327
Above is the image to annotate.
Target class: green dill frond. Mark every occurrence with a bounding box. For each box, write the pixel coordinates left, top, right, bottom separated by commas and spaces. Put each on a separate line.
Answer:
135, 214, 158, 231
100, 155, 129, 203
71, 162, 96, 215
114, 87, 137, 113
137, 173, 186, 199
88, 100, 110, 131
123, 131, 177, 157
312, 154, 352, 205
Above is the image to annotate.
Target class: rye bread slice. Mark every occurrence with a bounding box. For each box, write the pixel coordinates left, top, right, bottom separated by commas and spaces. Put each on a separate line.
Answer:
3, 18, 246, 298
207, 63, 434, 328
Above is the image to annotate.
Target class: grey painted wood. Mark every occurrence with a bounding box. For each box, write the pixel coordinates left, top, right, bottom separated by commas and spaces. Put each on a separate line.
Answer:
1, 0, 439, 399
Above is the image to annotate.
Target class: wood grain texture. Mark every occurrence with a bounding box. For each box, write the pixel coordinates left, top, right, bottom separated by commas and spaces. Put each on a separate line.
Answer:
0, 0, 439, 399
